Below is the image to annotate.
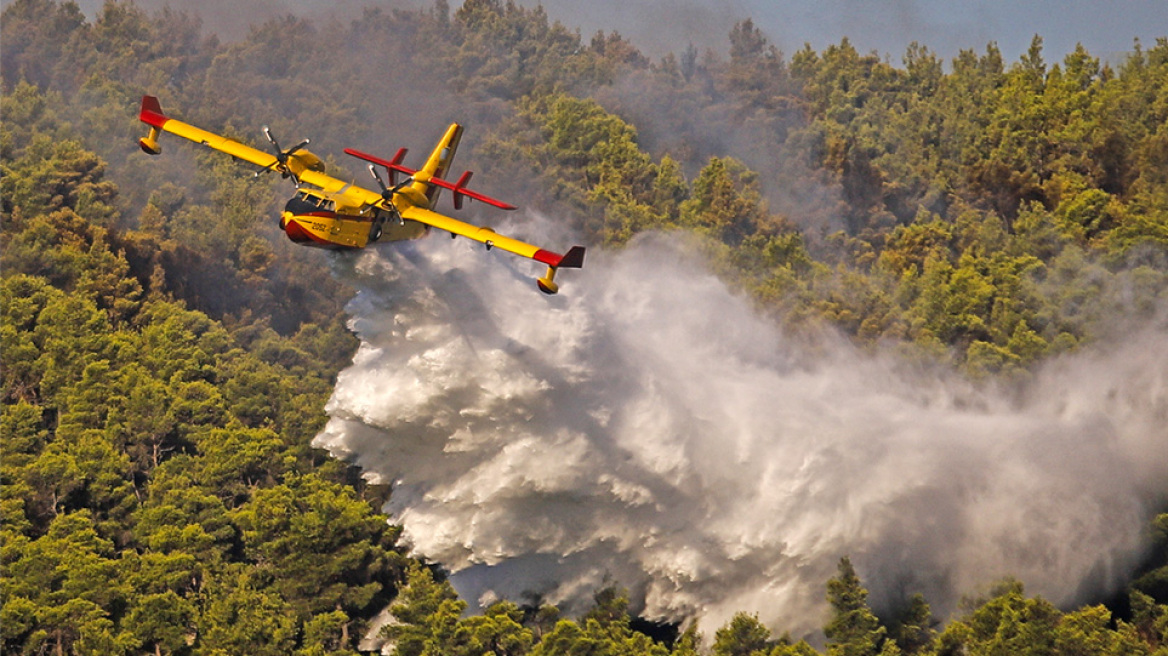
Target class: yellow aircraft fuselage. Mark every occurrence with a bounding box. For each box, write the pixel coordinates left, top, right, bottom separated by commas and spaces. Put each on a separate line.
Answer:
279, 189, 426, 250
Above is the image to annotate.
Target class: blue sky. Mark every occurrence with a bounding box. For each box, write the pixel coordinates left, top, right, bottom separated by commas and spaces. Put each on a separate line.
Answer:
39, 0, 1168, 65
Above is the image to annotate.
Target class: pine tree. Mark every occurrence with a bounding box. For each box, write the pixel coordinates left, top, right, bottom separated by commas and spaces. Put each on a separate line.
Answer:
824, 558, 899, 656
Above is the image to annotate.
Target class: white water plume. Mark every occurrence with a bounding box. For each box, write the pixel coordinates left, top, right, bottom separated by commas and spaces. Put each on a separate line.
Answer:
314, 227, 1168, 637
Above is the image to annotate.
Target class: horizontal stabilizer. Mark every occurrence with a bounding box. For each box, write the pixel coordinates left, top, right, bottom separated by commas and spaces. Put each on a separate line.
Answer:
345, 147, 516, 210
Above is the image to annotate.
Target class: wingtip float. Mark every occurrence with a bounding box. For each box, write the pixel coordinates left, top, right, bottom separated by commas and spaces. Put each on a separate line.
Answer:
136, 95, 585, 294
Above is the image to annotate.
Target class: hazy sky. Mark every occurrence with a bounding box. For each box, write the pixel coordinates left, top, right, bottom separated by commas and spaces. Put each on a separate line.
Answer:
531, 0, 1168, 62
46, 0, 1168, 64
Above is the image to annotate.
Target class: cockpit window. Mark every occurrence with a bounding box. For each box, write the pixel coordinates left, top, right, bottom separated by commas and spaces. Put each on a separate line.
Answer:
285, 192, 332, 215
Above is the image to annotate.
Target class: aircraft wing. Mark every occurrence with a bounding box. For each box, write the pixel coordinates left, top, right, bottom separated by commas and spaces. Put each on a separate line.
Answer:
298, 170, 381, 200
139, 96, 280, 170
140, 95, 346, 189
401, 205, 585, 292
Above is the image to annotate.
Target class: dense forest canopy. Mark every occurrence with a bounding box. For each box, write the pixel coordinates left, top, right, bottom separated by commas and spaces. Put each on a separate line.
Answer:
1, 0, 1166, 654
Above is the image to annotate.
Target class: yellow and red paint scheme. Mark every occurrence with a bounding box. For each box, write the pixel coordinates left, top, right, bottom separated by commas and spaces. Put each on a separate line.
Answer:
278, 190, 406, 250
137, 96, 584, 292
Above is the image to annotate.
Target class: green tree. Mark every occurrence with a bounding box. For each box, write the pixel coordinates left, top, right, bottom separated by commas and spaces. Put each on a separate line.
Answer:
681, 157, 767, 245
382, 563, 465, 656
449, 601, 535, 656
713, 612, 772, 656
229, 473, 404, 618
124, 591, 196, 656
888, 594, 934, 654
824, 558, 898, 656
935, 580, 1060, 656
197, 572, 299, 656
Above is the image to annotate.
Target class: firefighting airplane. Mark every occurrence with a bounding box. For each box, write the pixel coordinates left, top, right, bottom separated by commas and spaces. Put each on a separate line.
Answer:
137, 96, 584, 293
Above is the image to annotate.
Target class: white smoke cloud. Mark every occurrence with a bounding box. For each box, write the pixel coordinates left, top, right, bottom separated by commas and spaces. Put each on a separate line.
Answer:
313, 224, 1168, 638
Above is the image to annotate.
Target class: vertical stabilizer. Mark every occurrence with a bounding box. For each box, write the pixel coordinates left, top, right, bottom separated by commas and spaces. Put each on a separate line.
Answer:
413, 123, 463, 207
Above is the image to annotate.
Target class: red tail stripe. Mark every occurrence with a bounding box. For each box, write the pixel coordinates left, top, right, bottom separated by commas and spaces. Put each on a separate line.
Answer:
533, 246, 585, 268
533, 249, 564, 267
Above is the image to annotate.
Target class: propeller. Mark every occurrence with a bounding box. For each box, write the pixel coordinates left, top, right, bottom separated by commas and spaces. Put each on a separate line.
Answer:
367, 164, 411, 224
367, 164, 413, 203
256, 125, 310, 182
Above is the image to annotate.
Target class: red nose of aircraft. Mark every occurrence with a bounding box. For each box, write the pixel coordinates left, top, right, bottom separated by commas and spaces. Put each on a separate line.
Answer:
282, 217, 313, 244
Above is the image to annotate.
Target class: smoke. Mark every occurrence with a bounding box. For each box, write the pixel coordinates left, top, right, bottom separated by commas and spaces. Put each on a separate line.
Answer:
313, 223, 1168, 637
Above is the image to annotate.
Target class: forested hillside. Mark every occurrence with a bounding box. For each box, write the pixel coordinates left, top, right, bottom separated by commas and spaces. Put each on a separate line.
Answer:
2, 0, 1166, 654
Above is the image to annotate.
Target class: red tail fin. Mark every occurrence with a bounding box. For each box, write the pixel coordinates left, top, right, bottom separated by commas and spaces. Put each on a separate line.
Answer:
138, 95, 167, 154
139, 95, 167, 128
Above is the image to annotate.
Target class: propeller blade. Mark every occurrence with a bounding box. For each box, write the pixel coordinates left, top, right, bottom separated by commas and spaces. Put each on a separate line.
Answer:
262, 125, 280, 151
391, 177, 414, 194
367, 162, 414, 204
368, 164, 395, 204
285, 139, 310, 157
257, 126, 310, 185
368, 164, 388, 192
